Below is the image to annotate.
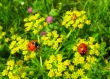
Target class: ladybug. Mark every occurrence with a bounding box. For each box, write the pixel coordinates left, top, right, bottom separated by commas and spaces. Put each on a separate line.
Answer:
28, 40, 39, 51
77, 43, 87, 55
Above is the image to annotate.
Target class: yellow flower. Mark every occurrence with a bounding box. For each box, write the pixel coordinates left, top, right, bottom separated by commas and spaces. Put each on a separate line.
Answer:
79, 56, 85, 64
53, 31, 59, 38
57, 63, 66, 72
45, 62, 52, 70
2, 69, 8, 76
78, 23, 84, 29
35, 13, 40, 18
89, 45, 95, 49
86, 55, 91, 62
14, 76, 20, 79
62, 10, 90, 30
9, 41, 16, 49
89, 37, 95, 44
91, 56, 96, 63
21, 72, 27, 78
77, 69, 84, 77
82, 15, 87, 20
81, 11, 86, 15
24, 55, 30, 61
47, 32, 52, 37
86, 56, 96, 64
7, 60, 15, 67
43, 22, 48, 26
29, 15, 36, 21
52, 30, 57, 35
29, 71, 34, 75
94, 50, 100, 56
57, 54, 62, 62
94, 43, 100, 49
72, 46, 77, 51
69, 65, 74, 71
55, 71, 62, 77
10, 66, 14, 70
5, 38, 10, 42
8, 71, 13, 79
1, 32, 6, 36
73, 56, 84, 65
7, 66, 10, 70
85, 20, 91, 25
66, 11, 72, 15
44, 60, 50, 66
81, 76, 89, 79
52, 43, 58, 49
73, 58, 79, 65
10, 48, 19, 54
24, 22, 33, 27
33, 30, 38, 34
64, 71, 71, 79
22, 51, 28, 55
49, 55, 56, 63
63, 60, 70, 66
75, 11, 81, 17
89, 50, 94, 55
48, 69, 55, 77
57, 38, 63, 43
71, 72, 78, 79
24, 18, 28, 22
83, 63, 91, 70
16, 60, 23, 65
47, 40, 53, 46
30, 52, 36, 58
74, 52, 81, 57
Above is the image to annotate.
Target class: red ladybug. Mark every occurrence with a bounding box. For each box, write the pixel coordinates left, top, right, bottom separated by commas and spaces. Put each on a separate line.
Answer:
77, 43, 87, 55
28, 40, 39, 51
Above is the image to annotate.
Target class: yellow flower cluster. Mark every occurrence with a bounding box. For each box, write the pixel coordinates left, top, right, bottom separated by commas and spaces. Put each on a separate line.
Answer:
24, 13, 48, 34
9, 35, 29, 55
44, 54, 70, 78
2, 59, 32, 79
9, 35, 36, 61
62, 10, 91, 29
45, 37, 100, 78
45, 54, 90, 79
76, 37, 100, 56
41, 30, 64, 49
72, 37, 100, 66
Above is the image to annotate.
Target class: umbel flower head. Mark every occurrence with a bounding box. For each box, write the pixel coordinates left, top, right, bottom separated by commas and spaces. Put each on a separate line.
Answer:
62, 10, 91, 29
24, 13, 47, 34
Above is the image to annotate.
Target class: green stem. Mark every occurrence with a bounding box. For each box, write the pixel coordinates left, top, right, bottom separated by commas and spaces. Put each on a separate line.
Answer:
65, 29, 73, 39
40, 56, 43, 67
55, 29, 73, 54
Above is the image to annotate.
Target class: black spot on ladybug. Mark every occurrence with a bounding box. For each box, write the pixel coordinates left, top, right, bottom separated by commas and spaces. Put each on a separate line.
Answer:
28, 45, 30, 48
81, 50, 85, 55
35, 42, 40, 48
32, 42, 35, 45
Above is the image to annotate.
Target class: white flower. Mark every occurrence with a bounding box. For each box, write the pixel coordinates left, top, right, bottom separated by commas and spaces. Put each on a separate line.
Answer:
21, 2, 24, 5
